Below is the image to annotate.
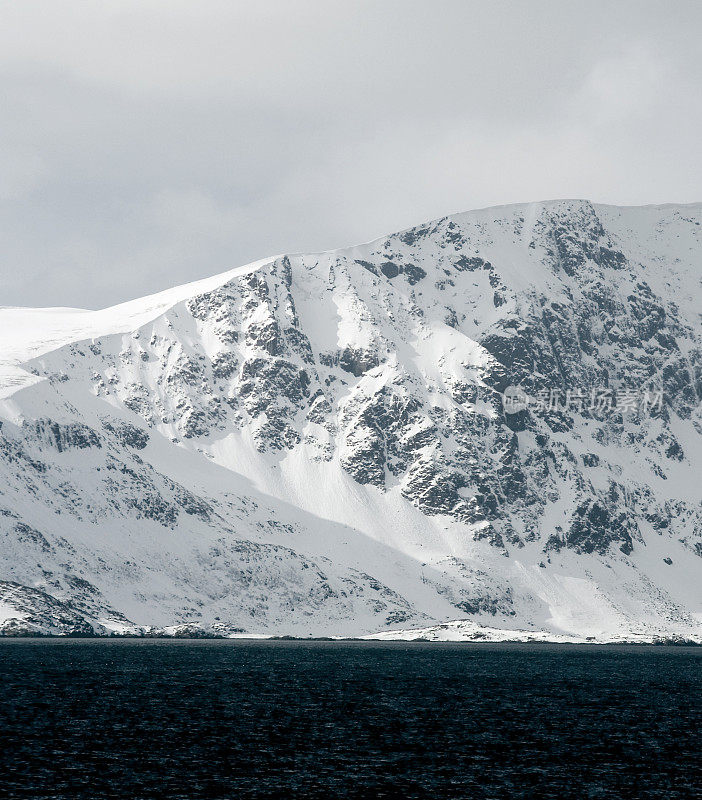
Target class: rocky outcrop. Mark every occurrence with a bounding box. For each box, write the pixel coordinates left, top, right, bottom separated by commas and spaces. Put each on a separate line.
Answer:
1, 199, 701, 639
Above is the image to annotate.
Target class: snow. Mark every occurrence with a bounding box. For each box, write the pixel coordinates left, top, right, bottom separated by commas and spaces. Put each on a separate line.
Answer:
0, 600, 24, 625
0, 256, 275, 399
0, 199, 700, 640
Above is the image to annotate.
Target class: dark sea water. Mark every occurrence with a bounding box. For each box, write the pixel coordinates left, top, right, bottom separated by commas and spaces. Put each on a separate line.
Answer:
0, 640, 700, 799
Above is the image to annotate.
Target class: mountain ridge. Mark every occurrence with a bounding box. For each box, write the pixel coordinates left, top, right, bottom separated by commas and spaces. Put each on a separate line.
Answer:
1, 198, 700, 640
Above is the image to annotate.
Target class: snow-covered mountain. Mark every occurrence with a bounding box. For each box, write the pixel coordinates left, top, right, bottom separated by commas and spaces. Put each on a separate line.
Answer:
1, 199, 701, 640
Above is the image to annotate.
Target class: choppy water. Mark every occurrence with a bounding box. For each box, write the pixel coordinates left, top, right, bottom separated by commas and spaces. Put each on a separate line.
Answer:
0, 640, 699, 799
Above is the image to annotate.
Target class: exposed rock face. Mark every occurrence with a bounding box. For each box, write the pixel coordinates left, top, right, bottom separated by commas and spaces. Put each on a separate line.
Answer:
0, 199, 701, 640
0, 581, 104, 636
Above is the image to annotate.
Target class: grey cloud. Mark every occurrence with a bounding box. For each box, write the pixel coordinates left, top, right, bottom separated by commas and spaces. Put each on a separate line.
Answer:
0, 0, 700, 308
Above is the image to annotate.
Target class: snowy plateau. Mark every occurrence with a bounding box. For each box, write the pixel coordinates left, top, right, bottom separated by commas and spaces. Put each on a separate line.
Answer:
0, 199, 700, 642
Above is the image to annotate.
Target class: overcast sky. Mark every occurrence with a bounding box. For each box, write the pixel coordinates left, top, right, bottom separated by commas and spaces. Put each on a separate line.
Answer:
1, 1, 700, 309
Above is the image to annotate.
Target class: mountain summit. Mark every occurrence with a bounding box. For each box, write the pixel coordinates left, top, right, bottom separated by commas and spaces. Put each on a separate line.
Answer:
1, 199, 700, 640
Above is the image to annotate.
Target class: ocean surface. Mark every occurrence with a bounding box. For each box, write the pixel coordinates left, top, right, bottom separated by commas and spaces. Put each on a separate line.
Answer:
0, 640, 699, 799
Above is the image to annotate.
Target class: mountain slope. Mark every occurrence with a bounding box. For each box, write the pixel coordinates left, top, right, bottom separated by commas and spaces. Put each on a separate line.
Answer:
1, 199, 701, 639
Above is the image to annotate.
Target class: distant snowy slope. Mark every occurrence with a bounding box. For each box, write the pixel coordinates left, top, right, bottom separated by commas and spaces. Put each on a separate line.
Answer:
1, 199, 700, 639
